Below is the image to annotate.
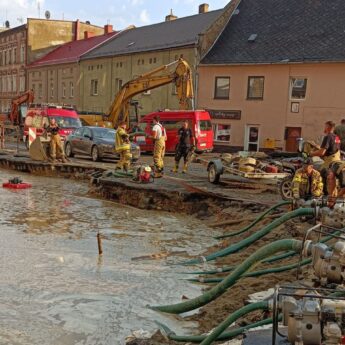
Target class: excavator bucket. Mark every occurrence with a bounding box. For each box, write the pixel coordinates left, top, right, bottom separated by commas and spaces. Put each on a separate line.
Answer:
29, 137, 49, 161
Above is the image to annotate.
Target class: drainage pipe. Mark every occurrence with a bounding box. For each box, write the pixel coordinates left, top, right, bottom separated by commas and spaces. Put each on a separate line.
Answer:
215, 200, 291, 240
149, 239, 302, 314
180, 208, 314, 266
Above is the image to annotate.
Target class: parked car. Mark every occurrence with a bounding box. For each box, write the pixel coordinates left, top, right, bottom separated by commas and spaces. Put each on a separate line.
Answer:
64, 126, 140, 162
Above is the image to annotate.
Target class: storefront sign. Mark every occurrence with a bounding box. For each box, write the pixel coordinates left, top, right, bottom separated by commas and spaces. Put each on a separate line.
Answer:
208, 109, 241, 120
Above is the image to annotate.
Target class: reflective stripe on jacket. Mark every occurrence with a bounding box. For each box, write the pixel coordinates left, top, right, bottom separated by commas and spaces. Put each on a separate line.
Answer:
292, 168, 323, 199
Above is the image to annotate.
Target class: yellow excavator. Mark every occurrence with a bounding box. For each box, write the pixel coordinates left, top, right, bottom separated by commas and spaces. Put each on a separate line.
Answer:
107, 58, 194, 127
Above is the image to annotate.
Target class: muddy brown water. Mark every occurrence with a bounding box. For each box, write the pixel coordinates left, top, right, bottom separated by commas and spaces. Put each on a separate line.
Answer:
0, 170, 221, 345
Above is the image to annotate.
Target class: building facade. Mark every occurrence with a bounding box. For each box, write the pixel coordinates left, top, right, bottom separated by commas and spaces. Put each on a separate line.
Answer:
0, 19, 104, 112
78, 2, 240, 119
198, 0, 345, 152
27, 26, 117, 108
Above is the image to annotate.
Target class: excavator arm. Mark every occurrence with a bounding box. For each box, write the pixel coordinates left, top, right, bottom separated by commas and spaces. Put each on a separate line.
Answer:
10, 90, 34, 125
108, 58, 194, 127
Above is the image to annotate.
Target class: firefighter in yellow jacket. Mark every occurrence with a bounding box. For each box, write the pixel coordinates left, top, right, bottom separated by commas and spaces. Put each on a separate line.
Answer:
115, 121, 132, 171
292, 158, 323, 207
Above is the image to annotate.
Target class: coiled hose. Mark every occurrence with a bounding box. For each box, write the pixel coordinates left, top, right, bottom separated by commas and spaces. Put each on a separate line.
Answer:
215, 200, 291, 240
156, 315, 280, 343
149, 239, 302, 314
180, 208, 314, 266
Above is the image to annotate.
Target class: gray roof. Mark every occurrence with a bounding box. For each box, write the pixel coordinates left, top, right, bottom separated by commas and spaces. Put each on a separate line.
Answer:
202, 0, 345, 65
81, 9, 223, 60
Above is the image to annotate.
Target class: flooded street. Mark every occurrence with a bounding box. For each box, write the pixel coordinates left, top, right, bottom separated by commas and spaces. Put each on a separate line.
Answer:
0, 170, 218, 345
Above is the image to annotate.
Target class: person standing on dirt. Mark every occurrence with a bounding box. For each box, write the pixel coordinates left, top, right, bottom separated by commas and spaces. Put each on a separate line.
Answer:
309, 121, 341, 170
334, 119, 345, 152
149, 116, 166, 178
172, 120, 195, 173
46, 118, 66, 163
292, 158, 323, 207
115, 121, 132, 172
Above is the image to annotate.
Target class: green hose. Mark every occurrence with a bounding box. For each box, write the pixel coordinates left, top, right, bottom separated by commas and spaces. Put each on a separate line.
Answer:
186, 258, 312, 283
215, 201, 291, 240
149, 239, 302, 314
180, 208, 314, 266
200, 301, 268, 345
184, 230, 341, 276
156, 315, 281, 343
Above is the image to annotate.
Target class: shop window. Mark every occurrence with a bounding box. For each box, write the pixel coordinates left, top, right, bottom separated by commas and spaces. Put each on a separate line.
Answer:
247, 76, 264, 100
91, 79, 98, 95
214, 77, 230, 99
213, 124, 231, 142
290, 77, 307, 100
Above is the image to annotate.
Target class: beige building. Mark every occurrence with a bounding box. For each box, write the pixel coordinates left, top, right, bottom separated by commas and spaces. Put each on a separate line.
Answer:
27, 26, 117, 107
79, 2, 241, 120
198, 0, 345, 152
0, 18, 103, 112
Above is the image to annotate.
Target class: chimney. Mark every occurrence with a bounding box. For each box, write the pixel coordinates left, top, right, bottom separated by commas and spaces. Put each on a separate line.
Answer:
104, 24, 113, 34
165, 9, 178, 22
74, 19, 80, 41
84, 31, 95, 39
199, 3, 209, 14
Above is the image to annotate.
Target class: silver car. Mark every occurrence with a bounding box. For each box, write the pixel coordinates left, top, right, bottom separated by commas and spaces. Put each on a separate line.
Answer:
64, 126, 140, 162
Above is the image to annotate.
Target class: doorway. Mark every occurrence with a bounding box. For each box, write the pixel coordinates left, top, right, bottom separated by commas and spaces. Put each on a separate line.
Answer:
245, 125, 260, 151
285, 127, 301, 152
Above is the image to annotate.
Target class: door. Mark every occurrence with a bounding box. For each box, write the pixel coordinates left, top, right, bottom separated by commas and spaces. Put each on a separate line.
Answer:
285, 127, 301, 152
245, 125, 260, 151
70, 127, 84, 153
80, 127, 94, 154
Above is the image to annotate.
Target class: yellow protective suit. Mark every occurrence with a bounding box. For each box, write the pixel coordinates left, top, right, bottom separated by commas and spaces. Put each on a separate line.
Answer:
115, 127, 132, 171
153, 136, 165, 173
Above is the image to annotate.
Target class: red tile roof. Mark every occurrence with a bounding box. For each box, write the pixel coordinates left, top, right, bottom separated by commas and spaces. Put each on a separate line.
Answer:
28, 31, 118, 68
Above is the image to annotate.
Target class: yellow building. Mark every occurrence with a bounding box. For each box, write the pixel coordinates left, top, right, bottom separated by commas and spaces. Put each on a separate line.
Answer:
27, 26, 116, 108
79, 2, 240, 121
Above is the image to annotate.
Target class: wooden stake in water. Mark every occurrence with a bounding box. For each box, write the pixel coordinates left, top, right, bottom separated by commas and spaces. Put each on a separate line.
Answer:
97, 232, 103, 256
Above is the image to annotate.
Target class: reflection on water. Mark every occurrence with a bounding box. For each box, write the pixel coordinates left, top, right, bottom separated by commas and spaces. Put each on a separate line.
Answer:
0, 171, 218, 344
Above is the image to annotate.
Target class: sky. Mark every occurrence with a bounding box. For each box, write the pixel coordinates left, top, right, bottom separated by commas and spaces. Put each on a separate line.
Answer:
0, 0, 230, 29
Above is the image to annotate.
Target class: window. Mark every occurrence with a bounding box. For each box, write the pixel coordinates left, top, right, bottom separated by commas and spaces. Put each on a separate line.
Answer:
12, 48, 16, 64
50, 83, 54, 98
149, 58, 152, 64
70, 81, 74, 97
247, 76, 264, 100
19, 76, 25, 92
213, 124, 231, 142
153, 57, 157, 63
10, 76, 13, 92
20, 44, 25, 63
199, 120, 212, 131
116, 78, 123, 92
12, 75, 16, 92
91, 79, 98, 95
290, 78, 307, 100
62, 82, 66, 98
214, 77, 230, 99
38, 83, 42, 98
